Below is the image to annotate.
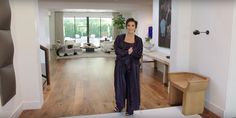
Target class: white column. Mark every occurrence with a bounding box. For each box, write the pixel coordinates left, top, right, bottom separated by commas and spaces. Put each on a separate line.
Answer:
170, 0, 191, 72
224, 1, 236, 117
11, 0, 43, 115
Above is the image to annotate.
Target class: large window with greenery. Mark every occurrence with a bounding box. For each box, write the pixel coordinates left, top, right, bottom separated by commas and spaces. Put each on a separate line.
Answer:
89, 18, 101, 38
75, 17, 87, 45
63, 17, 75, 38
75, 17, 87, 38
101, 18, 112, 40
63, 16, 113, 47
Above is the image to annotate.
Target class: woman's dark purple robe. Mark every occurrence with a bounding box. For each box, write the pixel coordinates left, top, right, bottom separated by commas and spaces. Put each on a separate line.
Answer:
114, 34, 143, 113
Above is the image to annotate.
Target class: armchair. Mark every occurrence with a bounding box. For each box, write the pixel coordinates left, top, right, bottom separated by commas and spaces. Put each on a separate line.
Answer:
56, 40, 81, 56
100, 40, 114, 53
168, 72, 209, 115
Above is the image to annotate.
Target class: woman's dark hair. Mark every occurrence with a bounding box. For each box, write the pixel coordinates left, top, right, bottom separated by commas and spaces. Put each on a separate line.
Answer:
126, 18, 138, 28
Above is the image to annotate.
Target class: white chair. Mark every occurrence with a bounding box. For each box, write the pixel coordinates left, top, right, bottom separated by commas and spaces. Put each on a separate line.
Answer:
100, 40, 114, 53
56, 39, 82, 56
64, 40, 76, 55
73, 42, 81, 54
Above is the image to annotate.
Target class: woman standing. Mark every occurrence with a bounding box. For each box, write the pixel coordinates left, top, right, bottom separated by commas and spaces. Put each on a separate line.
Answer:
114, 18, 143, 115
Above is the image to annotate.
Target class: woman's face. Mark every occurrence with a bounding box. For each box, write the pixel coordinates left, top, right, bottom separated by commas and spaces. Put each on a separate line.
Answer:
126, 21, 136, 34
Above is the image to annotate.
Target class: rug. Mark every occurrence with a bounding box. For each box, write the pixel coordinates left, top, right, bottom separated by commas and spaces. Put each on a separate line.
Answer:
63, 106, 202, 118
56, 49, 116, 59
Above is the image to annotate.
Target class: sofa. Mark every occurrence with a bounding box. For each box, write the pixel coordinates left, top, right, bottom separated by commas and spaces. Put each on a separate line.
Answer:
56, 40, 81, 56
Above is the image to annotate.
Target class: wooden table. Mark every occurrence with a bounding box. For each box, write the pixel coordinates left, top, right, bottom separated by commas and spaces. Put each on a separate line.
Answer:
82, 44, 96, 52
142, 50, 170, 84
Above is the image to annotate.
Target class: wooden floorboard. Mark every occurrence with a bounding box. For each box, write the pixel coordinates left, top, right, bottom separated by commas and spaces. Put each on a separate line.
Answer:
19, 55, 220, 118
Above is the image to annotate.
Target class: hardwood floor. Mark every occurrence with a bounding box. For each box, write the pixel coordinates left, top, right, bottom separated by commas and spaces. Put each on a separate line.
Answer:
19, 56, 220, 118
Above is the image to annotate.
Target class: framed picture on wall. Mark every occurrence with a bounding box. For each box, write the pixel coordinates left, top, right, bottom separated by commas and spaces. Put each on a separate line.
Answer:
158, 0, 171, 48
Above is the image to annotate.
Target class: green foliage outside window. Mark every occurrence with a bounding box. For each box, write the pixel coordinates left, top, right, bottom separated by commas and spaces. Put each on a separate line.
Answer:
64, 18, 75, 38
63, 17, 113, 39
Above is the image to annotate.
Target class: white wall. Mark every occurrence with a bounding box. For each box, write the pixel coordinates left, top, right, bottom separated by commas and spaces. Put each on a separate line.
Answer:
49, 11, 55, 49
39, 8, 50, 48
132, 7, 153, 41
189, 1, 233, 117
63, 12, 113, 18
12, 0, 43, 111
39, 1, 150, 13
224, 1, 236, 117
38, 6, 51, 64
38, 1, 152, 47
170, 0, 191, 72
164, 0, 236, 117
0, 0, 43, 117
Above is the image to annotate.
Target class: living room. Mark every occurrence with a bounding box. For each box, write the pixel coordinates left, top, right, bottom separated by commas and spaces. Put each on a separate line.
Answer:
38, 0, 236, 117
1, 0, 236, 118
38, 0, 152, 58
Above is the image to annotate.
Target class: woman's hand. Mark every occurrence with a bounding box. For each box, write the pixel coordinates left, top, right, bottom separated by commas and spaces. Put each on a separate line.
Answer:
128, 47, 133, 55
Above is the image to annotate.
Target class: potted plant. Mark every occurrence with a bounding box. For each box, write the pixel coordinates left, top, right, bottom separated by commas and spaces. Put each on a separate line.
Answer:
112, 14, 125, 34
144, 37, 154, 51
145, 37, 151, 43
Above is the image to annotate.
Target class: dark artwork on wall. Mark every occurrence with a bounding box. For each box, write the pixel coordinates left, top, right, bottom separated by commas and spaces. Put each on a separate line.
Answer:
158, 0, 171, 48
0, 0, 16, 106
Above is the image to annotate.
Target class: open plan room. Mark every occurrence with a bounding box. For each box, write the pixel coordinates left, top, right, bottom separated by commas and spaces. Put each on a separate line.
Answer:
19, 57, 217, 118
1, 0, 236, 118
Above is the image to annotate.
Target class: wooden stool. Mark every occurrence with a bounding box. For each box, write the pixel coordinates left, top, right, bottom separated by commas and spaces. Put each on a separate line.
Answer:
168, 72, 209, 115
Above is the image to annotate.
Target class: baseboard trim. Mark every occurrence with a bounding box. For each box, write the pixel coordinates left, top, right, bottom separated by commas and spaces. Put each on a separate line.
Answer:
10, 100, 42, 118
22, 100, 43, 110
205, 100, 224, 118
10, 102, 23, 118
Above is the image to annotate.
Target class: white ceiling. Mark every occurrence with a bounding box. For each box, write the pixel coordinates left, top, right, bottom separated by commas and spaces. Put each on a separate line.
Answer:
39, 0, 152, 5
39, 0, 153, 12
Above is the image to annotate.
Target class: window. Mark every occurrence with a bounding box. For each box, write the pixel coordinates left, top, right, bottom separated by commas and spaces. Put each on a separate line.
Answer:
63, 17, 75, 39
75, 17, 87, 45
101, 18, 112, 40
89, 18, 101, 47
63, 16, 113, 47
